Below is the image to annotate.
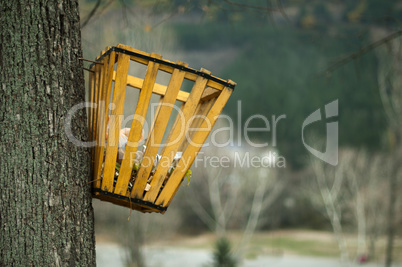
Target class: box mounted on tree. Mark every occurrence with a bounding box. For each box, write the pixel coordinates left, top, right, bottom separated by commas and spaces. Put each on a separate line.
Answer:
87, 44, 235, 213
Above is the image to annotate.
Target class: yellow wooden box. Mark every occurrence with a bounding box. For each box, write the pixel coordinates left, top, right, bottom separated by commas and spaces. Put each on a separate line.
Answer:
88, 44, 235, 213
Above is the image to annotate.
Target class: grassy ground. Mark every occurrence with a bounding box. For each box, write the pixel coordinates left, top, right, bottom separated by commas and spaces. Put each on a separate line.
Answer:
116, 229, 401, 263
94, 202, 401, 263
246, 231, 340, 258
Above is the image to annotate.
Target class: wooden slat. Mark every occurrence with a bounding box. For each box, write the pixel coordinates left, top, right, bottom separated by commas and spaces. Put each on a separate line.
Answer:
91, 63, 101, 152
114, 72, 190, 103
144, 69, 211, 202
155, 86, 234, 207
88, 65, 96, 141
101, 53, 131, 192
131, 62, 188, 199
93, 51, 116, 189
88, 65, 96, 175
146, 96, 164, 141
177, 97, 216, 153
116, 44, 151, 60
91, 62, 104, 175
93, 55, 108, 179
92, 56, 107, 187
116, 44, 227, 91
200, 87, 220, 102
113, 53, 162, 195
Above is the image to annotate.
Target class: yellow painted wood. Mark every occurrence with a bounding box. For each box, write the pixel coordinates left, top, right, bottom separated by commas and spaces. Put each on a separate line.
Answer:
116, 43, 151, 59
177, 97, 216, 154
131, 62, 188, 199
114, 72, 191, 103
183, 97, 217, 150
92, 63, 104, 174
146, 96, 164, 142
116, 44, 227, 91
93, 56, 108, 177
88, 65, 96, 141
94, 51, 116, 189
113, 54, 162, 195
91, 64, 101, 153
155, 101, 185, 160
88, 53, 105, 140
93, 56, 107, 187
101, 53, 131, 192
88, 65, 97, 175
144, 69, 211, 202
155, 86, 234, 207
200, 87, 220, 102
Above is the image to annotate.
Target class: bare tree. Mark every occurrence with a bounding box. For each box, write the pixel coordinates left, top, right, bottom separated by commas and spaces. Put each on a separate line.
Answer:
309, 147, 396, 265
122, 213, 146, 267
318, 26, 402, 266
343, 150, 388, 262
235, 166, 285, 256
186, 145, 285, 259
372, 27, 402, 267
310, 150, 352, 265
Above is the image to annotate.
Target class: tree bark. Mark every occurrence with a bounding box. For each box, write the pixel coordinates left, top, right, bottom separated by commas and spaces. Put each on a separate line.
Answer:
0, 0, 96, 266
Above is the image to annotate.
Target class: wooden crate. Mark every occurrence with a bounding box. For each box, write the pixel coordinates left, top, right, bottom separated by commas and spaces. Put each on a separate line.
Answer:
88, 44, 235, 213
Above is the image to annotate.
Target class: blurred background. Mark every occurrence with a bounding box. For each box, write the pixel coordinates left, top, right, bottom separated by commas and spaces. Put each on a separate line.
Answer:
80, 1, 402, 266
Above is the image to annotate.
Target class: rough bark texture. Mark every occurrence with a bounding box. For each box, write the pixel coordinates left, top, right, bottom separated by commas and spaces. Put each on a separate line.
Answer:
0, 0, 96, 266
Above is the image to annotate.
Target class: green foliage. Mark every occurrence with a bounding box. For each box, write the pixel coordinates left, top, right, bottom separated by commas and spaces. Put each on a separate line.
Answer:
211, 237, 238, 267
313, 3, 332, 24
174, 21, 387, 168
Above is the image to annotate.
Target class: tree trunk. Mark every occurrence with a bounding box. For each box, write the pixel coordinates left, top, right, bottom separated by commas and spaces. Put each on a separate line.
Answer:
385, 171, 397, 267
384, 148, 400, 267
0, 1, 96, 266
371, 27, 402, 267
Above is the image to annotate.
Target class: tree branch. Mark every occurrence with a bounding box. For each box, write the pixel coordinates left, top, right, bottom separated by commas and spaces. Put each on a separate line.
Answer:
81, 0, 102, 29
323, 30, 402, 75
223, 0, 280, 12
